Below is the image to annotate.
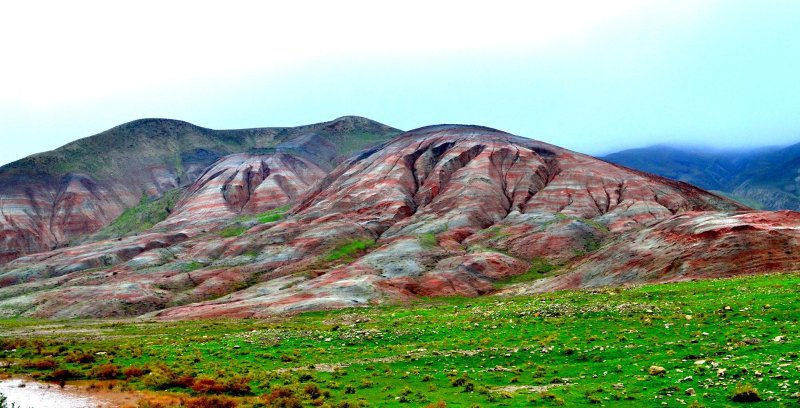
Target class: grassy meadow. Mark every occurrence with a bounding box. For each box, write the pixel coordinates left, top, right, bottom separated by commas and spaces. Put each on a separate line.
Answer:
0, 272, 798, 407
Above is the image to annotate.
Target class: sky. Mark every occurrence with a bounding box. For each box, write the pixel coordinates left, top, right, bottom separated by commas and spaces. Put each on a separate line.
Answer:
1, 0, 800, 166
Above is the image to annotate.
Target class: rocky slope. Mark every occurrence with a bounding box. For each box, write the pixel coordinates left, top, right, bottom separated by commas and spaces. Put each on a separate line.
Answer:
0, 116, 400, 262
603, 143, 800, 210
504, 210, 800, 294
6, 124, 792, 320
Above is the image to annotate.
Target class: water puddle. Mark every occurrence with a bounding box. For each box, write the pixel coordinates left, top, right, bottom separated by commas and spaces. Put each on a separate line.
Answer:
0, 378, 124, 408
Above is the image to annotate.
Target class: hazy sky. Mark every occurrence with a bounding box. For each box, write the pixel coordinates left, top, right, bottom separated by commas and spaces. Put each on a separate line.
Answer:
1, 0, 800, 166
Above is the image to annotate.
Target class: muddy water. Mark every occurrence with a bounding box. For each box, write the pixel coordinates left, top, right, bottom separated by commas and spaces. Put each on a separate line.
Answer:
0, 378, 118, 408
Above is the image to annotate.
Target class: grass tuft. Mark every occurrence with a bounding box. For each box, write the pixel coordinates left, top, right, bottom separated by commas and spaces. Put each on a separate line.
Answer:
418, 233, 438, 248
325, 239, 376, 262
219, 226, 247, 238
496, 257, 560, 286
254, 205, 290, 224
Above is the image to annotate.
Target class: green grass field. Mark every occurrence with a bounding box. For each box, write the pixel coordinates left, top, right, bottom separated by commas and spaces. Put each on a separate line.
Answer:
1, 273, 798, 407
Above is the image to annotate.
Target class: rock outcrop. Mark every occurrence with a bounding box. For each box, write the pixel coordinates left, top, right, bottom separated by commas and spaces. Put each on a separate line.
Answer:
161, 153, 327, 230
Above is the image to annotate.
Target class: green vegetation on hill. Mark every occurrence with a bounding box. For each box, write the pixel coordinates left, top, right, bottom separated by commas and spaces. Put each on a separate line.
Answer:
334, 131, 395, 157
496, 257, 560, 287
1, 272, 798, 407
255, 205, 291, 224
325, 239, 377, 262
85, 188, 184, 241
219, 225, 248, 238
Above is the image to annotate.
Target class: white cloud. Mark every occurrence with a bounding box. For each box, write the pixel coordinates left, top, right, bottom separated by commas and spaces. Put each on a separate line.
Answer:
0, 0, 713, 106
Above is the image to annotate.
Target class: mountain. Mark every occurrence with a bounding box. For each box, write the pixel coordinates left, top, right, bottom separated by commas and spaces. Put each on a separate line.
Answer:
8, 123, 798, 320
0, 116, 401, 262
602, 143, 800, 210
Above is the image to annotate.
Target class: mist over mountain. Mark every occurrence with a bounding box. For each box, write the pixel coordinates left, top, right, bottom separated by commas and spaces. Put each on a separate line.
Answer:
603, 142, 800, 210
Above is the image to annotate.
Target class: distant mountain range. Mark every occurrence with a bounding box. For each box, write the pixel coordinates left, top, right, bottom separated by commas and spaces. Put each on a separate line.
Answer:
602, 142, 800, 210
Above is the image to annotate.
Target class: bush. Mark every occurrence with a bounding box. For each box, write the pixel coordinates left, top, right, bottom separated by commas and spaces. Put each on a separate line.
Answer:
65, 352, 95, 364
192, 378, 226, 394
450, 376, 468, 387
142, 365, 179, 389
224, 376, 252, 395
0, 338, 25, 351
91, 364, 120, 379
261, 386, 301, 408
48, 369, 74, 380
23, 358, 57, 370
175, 374, 197, 388
304, 384, 321, 399
123, 366, 146, 379
730, 383, 761, 402
184, 396, 237, 408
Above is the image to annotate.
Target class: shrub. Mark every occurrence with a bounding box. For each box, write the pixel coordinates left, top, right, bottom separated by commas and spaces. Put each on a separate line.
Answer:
142, 365, 179, 389
304, 384, 321, 399
224, 376, 252, 395
184, 396, 237, 408
192, 378, 226, 394
450, 376, 468, 387
65, 352, 95, 364
91, 364, 120, 379
261, 386, 301, 408
297, 372, 314, 382
0, 338, 25, 351
23, 358, 57, 370
47, 369, 74, 380
135, 400, 167, 408
175, 374, 197, 388
730, 383, 761, 402
123, 366, 146, 379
